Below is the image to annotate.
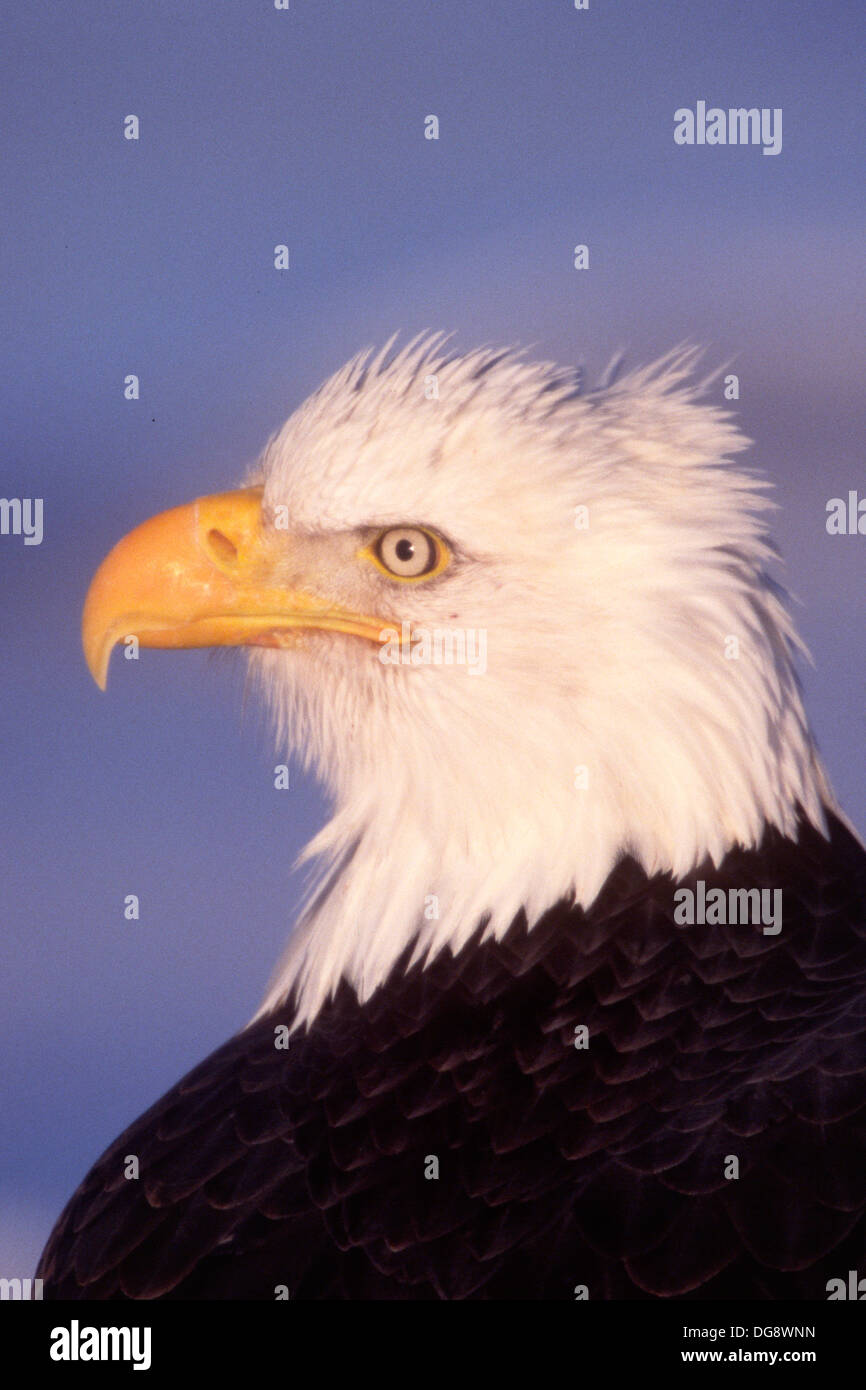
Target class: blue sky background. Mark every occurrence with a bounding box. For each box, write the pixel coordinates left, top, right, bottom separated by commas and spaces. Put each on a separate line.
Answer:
1, 0, 864, 1275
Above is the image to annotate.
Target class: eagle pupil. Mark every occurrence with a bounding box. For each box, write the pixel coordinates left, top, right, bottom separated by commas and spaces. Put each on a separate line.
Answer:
396, 538, 415, 562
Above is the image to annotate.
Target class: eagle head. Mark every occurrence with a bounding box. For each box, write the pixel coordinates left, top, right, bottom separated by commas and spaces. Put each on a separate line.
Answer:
82, 335, 832, 1024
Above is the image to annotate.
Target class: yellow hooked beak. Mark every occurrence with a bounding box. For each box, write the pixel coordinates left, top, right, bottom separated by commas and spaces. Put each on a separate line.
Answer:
82, 487, 385, 689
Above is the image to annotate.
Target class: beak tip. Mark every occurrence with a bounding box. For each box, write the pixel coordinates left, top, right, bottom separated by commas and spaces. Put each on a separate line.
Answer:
85, 652, 110, 691
82, 624, 112, 691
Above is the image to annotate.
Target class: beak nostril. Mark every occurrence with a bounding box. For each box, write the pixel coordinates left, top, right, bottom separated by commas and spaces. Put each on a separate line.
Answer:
207, 528, 238, 564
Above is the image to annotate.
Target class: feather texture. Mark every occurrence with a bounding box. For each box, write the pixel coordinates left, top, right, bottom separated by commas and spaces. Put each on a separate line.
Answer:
39, 811, 866, 1300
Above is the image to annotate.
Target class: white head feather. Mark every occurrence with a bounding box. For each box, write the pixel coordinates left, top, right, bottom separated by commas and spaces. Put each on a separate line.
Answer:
245, 335, 833, 1028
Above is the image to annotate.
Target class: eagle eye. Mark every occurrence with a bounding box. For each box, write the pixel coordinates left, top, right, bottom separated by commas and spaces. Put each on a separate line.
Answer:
371, 526, 447, 581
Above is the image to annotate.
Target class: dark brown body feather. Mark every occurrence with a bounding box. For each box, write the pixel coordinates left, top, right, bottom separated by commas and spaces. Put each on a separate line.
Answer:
38, 810, 866, 1299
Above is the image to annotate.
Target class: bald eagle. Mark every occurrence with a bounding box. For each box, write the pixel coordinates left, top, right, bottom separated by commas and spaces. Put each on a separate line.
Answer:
39, 338, 866, 1300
